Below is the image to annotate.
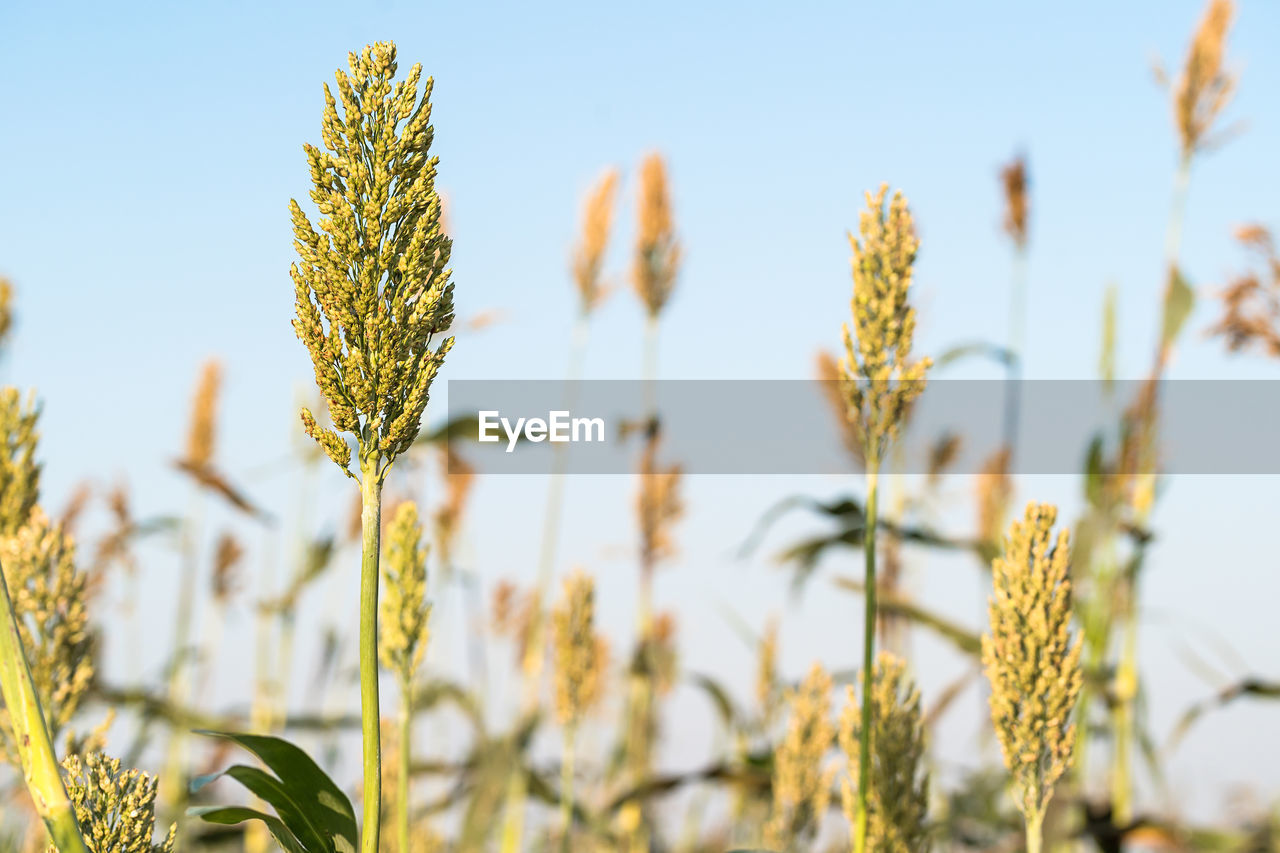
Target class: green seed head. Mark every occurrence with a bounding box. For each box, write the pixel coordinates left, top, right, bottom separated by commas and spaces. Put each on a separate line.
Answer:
0, 388, 40, 537
291, 41, 455, 482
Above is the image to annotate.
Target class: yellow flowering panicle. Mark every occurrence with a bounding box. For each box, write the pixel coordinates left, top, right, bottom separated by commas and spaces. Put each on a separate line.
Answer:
838, 185, 932, 464
0, 388, 41, 536
1000, 156, 1029, 251
183, 360, 222, 471
1208, 224, 1280, 357
636, 439, 683, 568
0, 509, 94, 762
632, 153, 681, 318
572, 168, 620, 314
1172, 0, 1236, 158
552, 570, 605, 725
290, 41, 455, 481
51, 752, 176, 853
982, 503, 1083, 842
756, 616, 779, 724
379, 502, 431, 686
975, 446, 1012, 547
838, 654, 929, 853
433, 448, 474, 570
210, 532, 244, 606
0, 278, 12, 347
766, 663, 836, 851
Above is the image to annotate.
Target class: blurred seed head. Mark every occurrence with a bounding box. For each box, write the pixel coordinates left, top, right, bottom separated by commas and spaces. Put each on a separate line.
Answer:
0, 278, 13, 348
981, 503, 1082, 823
766, 662, 835, 850
1172, 0, 1237, 158
572, 168, 621, 315
975, 446, 1012, 546
839, 653, 930, 853
637, 440, 683, 568
839, 185, 932, 463
0, 509, 95, 760
433, 447, 475, 569
0, 388, 41, 537
1000, 156, 1030, 251
210, 532, 245, 606
379, 501, 431, 684
552, 570, 606, 725
183, 360, 222, 471
54, 751, 176, 853
291, 41, 455, 480
757, 616, 779, 725
632, 153, 682, 318
1208, 224, 1280, 358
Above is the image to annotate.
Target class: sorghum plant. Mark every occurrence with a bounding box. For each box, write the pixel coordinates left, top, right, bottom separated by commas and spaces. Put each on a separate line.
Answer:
838, 653, 929, 853
0, 388, 40, 536
0, 278, 12, 349
378, 501, 431, 853
551, 570, 605, 845
837, 184, 930, 853
290, 40, 454, 853
765, 662, 835, 852
982, 503, 1082, 853
52, 752, 176, 853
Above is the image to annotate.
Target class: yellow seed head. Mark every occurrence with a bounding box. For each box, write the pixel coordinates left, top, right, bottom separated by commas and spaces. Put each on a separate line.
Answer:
379, 501, 431, 684
838, 653, 930, 853
632, 153, 682, 318
766, 662, 835, 850
291, 42, 455, 481
552, 570, 606, 725
975, 446, 1012, 545
756, 616, 779, 724
572, 168, 620, 314
0, 388, 40, 537
183, 360, 221, 471
981, 502, 1083, 822
637, 440, 683, 567
0, 509, 94, 762
1172, 0, 1236, 158
839, 185, 932, 464
433, 448, 474, 569
52, 751, 176, 853
210, 532, 244, 605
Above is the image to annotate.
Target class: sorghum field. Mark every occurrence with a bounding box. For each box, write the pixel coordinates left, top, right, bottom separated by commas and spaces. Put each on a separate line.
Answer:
1, 2, 1278, 851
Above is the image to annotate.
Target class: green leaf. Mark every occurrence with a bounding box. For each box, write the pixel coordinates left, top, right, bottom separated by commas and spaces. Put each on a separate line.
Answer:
193, 731, 357, 853
195, 765, 331, 853
189, 806, 308, 853
1160, 266, 1195, 349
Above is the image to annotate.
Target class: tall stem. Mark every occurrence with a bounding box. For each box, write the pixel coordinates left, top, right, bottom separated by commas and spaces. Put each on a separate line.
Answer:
560, 722, 577, 850
0, 559, 89, 853
398, 674, 412, 853
854, 463, 880, 853
359, 467, 383, 853
1026, 808, 1045, 853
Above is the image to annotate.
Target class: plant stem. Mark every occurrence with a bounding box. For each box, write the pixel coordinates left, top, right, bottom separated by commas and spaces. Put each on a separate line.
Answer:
398, 674, 412, 853
560, 721, 576, 851
359, 466, 383, 853
0, 558, 89, 853
854, 463, 880, 853
1026, 808, 1045, 853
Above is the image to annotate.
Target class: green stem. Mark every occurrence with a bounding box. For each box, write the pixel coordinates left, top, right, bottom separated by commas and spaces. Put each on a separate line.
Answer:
398, 675, 412, 853
560, 721, 576, 850
359, 467, 383, 853
1027, 808, 1045, 853
0, 558, 89, 853
854, 463, 880, 853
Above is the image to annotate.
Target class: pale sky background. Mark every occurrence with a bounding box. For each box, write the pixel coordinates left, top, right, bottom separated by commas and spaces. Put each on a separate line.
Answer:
2, 0, 1279, 833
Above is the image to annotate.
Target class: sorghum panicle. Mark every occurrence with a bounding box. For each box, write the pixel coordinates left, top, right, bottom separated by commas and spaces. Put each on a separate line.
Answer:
982, 502, 1083, 821
0, 388, 40, 536
52, 752, 176, 853
572, 168, 621, 314
290, 41, 455, 480
379, 501, 431, 684
838, 653, 930, 853
766, 662, 836, 850
1173, 0, 1236, 158
838, 185, 931, 463
632, 154, 681, 318
552, 570, 605, 725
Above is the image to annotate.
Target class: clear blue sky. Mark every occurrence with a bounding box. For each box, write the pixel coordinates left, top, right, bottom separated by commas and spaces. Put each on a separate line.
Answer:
2, 0, 1279, 825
